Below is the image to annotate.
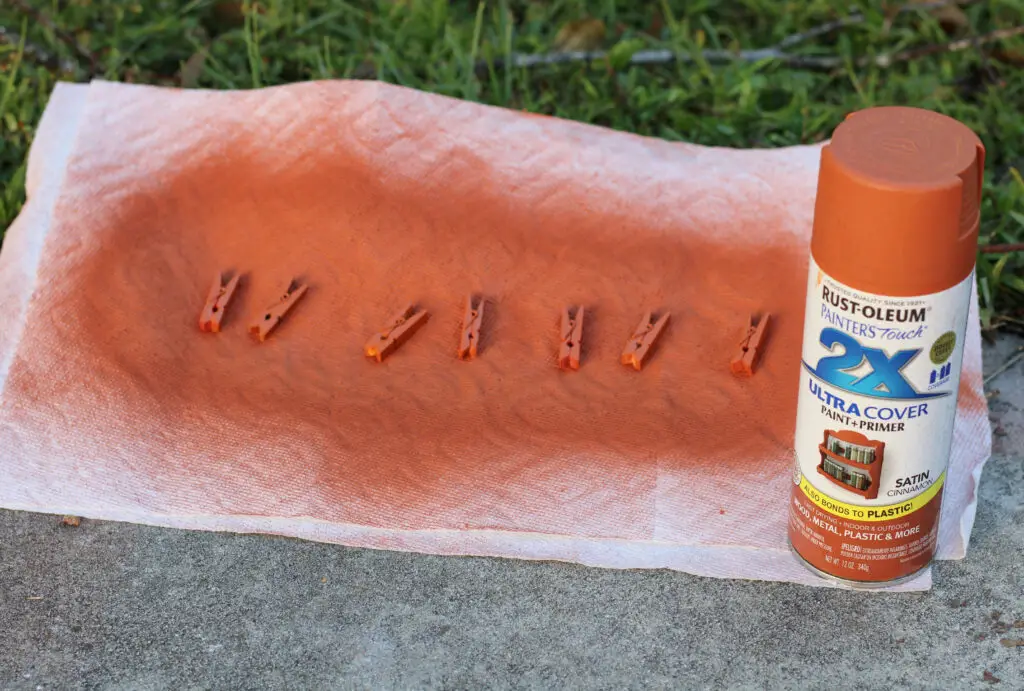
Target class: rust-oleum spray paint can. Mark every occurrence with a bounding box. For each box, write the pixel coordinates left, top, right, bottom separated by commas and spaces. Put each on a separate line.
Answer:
788, 107, 985, 586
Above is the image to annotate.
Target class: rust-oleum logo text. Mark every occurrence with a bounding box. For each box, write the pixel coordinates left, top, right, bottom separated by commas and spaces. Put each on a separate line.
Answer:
822, 286, 925, 323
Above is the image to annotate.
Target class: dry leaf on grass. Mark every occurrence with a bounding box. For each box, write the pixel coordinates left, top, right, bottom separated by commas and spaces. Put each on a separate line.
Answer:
212, 1, 245, 27
179, 51, 207, 88
983, 670, 1001, 684
61, 515, 81, 527
910, 0, 970, 33
931, 6, 970, 33
553, 18, 607, 52
999, 638, 1024, 648
992, 47, 1024, 66
209, 1, 264, 30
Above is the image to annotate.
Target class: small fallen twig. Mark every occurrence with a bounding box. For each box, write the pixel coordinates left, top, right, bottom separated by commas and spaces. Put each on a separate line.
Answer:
984, 346, 1024, 386
873, 25, 1024, 68
979, 243, 1024, 254
487, 0, 1022, 74
9, 0, 98, 74
499, 24, 1024, 72
775, 0, 968, 50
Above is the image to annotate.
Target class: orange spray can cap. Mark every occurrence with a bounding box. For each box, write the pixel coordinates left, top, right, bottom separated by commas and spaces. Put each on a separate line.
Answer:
811, 106, 985, 296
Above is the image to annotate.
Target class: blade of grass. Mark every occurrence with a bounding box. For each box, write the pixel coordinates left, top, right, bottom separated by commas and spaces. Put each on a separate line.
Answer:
501, 0, 512, 104
467, 0, 485, 90
243, 0, 262, 88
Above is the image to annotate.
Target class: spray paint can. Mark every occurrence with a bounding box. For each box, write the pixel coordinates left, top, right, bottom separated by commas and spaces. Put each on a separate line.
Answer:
788, 107, 985, 586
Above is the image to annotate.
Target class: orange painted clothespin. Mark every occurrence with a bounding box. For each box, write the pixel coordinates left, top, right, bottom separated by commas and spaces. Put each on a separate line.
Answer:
365, 305, 429, 362
731, 313, 770, 376
199, 272, 240, 333
458, 296, 485, 360
558, 306, 585, 371
249, 281, 308, 342
620, 311, 670, 371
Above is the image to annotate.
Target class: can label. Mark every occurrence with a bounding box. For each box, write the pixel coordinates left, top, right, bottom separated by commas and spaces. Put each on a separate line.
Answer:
789, 258, 973, 582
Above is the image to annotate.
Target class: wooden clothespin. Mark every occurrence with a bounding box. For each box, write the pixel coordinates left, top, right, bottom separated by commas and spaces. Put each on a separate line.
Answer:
731, 313, 770, 376
620, 311, 670, 371
458, 296, 485, 360
249, 281, 308, 342
558, 306, 584, 371
199, 272, 240, 333
365, 304, 429, 362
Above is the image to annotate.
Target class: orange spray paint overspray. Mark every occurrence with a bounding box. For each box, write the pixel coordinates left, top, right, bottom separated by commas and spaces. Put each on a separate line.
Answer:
789, 107, 985, 586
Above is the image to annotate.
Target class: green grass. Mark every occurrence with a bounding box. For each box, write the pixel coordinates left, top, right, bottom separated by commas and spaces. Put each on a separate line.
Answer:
1, 0, 1022, 326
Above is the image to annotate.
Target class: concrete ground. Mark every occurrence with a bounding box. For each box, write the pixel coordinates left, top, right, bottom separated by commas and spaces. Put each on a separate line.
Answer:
1, 338, 1021, 691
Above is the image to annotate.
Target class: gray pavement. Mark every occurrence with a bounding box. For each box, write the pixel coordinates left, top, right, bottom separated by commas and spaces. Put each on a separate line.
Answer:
1, 338, 1022, 691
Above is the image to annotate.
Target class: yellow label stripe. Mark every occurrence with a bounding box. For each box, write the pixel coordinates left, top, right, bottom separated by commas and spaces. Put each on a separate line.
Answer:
798, 473, 945, 522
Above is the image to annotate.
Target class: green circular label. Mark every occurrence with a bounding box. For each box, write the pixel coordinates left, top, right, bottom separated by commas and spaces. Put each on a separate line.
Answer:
930, 332, 956, 365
